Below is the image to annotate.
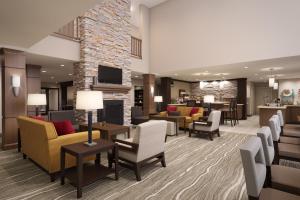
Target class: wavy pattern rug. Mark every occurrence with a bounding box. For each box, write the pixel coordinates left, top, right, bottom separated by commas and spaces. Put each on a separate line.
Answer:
0, 132, 250, 200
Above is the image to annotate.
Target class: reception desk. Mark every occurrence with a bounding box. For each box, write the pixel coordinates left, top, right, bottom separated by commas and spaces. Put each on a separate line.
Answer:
258, 105, 300, 126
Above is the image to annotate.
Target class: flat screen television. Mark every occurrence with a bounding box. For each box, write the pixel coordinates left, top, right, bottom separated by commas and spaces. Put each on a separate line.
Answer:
98, 65, 122, 84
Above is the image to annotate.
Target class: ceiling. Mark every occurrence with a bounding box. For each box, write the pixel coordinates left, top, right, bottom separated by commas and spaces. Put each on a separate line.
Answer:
0, 0, 103, 48
26, 53, 74, 83
159, 55, 300, 83
135, 0, 169, 8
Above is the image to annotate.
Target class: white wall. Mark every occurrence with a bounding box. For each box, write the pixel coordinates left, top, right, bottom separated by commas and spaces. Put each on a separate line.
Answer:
28, 36, 80, 61
279, 79, 300, 105
130, 5, 150, 74
150, 0, 300, 74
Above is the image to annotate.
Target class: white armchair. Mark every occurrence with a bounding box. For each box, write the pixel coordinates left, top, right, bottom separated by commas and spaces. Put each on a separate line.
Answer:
112, 120, 168, 181
188, 110, 221, 141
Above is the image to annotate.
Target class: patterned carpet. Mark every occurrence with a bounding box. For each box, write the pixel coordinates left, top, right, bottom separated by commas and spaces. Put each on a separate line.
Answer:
0, 132, 251, 200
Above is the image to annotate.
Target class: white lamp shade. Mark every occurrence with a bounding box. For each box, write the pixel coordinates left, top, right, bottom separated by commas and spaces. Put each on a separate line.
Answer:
12, 75, 20, 87
27, 94, 47, 106
154, 96, 163, 102
204, 95, 215, 103
76, 91, 103, 110
273, 82, 278, 90
269, 77, 275, 87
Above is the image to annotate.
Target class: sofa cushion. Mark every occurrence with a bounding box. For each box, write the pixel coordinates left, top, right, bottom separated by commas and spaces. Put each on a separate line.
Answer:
190, 107, 199, 116
167, 105, 177, 112
177, 106, 192, 117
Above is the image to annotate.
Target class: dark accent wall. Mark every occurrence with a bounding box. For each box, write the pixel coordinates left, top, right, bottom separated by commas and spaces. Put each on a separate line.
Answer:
1, 49, 27, 150
143, 74, 156, 115
60, 81, 73, 110
236, 78, 247, 120
160, 77, 172, 111
26, 64, 41, 116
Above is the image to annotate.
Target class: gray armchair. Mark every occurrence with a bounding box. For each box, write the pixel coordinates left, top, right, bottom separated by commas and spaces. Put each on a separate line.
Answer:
188, 110, 221, 140
240, 136, 299, 200
257, 126, 300, 195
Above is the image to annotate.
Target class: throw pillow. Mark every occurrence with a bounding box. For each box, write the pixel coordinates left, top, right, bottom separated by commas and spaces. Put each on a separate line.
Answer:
52, 121, 65, 136
190, 107, 199, 116
53, 120, 75, 136
167, 105, 177, 112
64, 120, 75, 134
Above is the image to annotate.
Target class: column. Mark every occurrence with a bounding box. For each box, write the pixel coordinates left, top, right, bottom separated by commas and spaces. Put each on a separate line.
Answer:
1, 48, 27, 150
143, 74, 156, 115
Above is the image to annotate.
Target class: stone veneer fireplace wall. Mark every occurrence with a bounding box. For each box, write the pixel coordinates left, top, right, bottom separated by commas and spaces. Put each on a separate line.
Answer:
73, 0, 132, 125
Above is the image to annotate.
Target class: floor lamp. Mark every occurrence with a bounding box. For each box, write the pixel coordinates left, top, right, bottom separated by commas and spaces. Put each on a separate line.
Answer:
154, 96, 163, 112
76, 91, 103, 146
27, 94, 47, 116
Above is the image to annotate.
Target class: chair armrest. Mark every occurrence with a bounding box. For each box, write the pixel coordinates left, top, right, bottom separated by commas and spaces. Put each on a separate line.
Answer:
114, 139, 139, 153
49, 131, 100, 148
193, 121, 212, 127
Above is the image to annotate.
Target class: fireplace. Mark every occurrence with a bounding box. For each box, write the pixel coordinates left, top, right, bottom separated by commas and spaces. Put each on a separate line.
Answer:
97, 100, 124, 125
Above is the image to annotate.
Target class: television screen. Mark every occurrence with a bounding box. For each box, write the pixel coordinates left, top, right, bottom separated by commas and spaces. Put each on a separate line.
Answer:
98, 65, 122, 84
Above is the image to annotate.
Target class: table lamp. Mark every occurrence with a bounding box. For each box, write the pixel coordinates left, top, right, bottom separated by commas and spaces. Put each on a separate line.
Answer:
204, 95, 215, 114
154, 96, 163, 112
27, 94, 47, 116
76, 91, 103, 146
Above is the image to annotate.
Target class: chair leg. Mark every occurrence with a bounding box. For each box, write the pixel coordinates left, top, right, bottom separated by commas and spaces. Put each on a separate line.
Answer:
216, 129, 220, 137
134, 163, 141, 181
50, 173, 56, 182
209, 132, 213, 141
23, 153, 27, 159
160, 153, 166, 167
189, 129, 192, 137
230, 111, 233, 127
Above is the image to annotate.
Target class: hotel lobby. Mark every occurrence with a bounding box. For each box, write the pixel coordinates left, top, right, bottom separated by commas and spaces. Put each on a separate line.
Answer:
1, 0, 300, 199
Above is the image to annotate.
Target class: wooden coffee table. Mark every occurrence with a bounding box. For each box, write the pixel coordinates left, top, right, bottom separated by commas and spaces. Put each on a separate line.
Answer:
79, 122, 130, 141
149, 115, 185, 136
60, 139, 119, 198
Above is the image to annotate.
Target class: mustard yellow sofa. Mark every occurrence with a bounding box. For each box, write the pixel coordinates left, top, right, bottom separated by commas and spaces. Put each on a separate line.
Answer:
17, 116, 100, 181
160, 106, 204, 130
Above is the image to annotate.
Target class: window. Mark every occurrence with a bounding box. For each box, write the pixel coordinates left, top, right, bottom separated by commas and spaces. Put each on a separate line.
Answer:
131, 36, 142, 59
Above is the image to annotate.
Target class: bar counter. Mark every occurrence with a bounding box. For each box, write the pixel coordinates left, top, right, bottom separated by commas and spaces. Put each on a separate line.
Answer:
258, 105, 300, 126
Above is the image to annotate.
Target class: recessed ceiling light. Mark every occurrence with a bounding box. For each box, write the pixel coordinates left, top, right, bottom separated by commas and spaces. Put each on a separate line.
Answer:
193, 72, 210, 76
244, 66, 249, 69
50, 76, 55, 79
260, 67, 283, 72
68, 73, 73, 76
215, 73, 230, 76
60, 64, 65, 67
42, 70, 47, 73
134, 75, 139, 78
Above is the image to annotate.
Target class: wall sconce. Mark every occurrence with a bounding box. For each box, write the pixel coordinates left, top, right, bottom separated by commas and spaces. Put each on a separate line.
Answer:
150, 86, 154, 96
12, 74, 21, 96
